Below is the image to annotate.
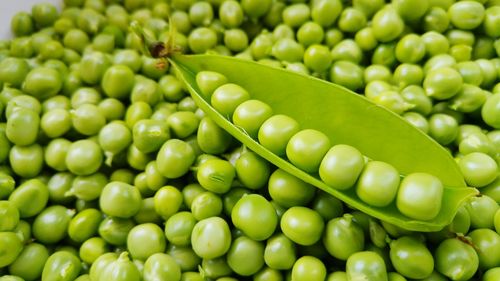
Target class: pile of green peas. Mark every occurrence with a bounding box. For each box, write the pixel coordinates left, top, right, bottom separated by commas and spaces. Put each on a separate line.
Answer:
0, 0, 499, 280
198, 69, 445, 221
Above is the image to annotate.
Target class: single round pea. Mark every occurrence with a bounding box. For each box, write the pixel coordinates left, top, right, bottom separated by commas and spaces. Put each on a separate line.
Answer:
227, 236, 265, 276
303, 44, 332, 73
235, 151, 270, 190
469, 228, 500, 270
482, 93, 500, 129
132, 119, 170, 154
197, 158, 235, 194
195, 71, 228, 100
448, 1, 485, 30
0, 232, 23, 268
211, 83, 250, 118
281, 206, 324, 246
459, 152, 498, 187
319, 144, 364, 191
231, 194, 278, 241
389, 236, 434, 279
101, 65, 135, 100
0, 57, 29, 88
397, 173, 443, 220
197, 117, 232, 154
127, 223, 166, 261
167, 111, 199, 139
356, 161, 400, 207
164, 211, 196, 247
100, 252, 141, 281
346, 251, 387, 281
6, 107, 39, 146
99, 120, 132, 157
424, 67, 463, 100
8, 179, 48, 218
286, 129, 330, 173
372, 6, 404, 43
191, 191, 223, 220
264, 233, 296, 271
292, 256, 326, 281
268, 168, 315, 208
71, 103, 106, 136
156, 139, 195, 178
79, 237, 110, 264
466, 195, 498, 229
435, 238, 479, 281
219, 0, 244, 28
143, 253, 181, 281
65, 139, 103, 176
8, 242, 49, 281
232, 99, 274, 139
9, 144, 44, 178
33, 205, 74, 244
188, 27, 218, 54
68, 208, 102, 243
98, 216, 135, 246
22, 67, 62, 100
0, 201, 19, 232
154, 185, 183, 220
69, 172, 108, 201
41, 109, 72, 138
428, 113, 459, 145
323, 214, 365, 260
258, 115, 300, 156
99, 181, 141, 219
191, 217, 232, 259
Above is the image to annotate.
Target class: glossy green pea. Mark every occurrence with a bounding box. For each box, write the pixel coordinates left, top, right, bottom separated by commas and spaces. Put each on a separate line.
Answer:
448, 1, 485, 30
8, 179, 48, 218
355, 27, 377, 52
219, 0, 243, 28
423, 7, 449, 33
253, 267, 283, 281
100, 182, 141, 218
356, 161, 400, 207
165, 244, 200, 272
241, 0, 271, 18
484, 267, 500, 281
469, 228, 500, 269
178, 96, 198, 112
9, 144, 43, 178
297, 22, 324, 47
188, 27, 218, 54
79, 237, 109, 264
92, 33, 115, 53
372, 6, 404, 43
211, 83, 250, 118
0, 173, 15, 200
89, 252, 118, 280
286, 129, 330, 173
164, 211, 196, 247
189, 1, 213, 27
270, 38, 304, 64
482, 93, 500, 129
393, 0, 429, 21
363, 66, 392, 84
0, 232, 22, 267
231, 194, 277, 241
483, 178, 500, 204
157, 139, 195, 178
346, 251, 387, 281
397, 173, 443, 221
484, 6, 500, 37
320, 144, 364, 191
180, 272, 203, 281
459, 152, 498, 187
304, 44, 332, 74
393, 64, 424, 89
143, 253, 181, 281
389, 236, 434, 279
101, 65, 135, 100
424, 67, 463, 100
223, 29, 248, 52
371, 42, 397, 68
197, 117, 232, 154
196, 71, 228, 100
33, 205, 74, 244
39, 40, 64, 60
22, 67, 62, 100
235, 151, 270, 190
127, 223, 166, 261
0, 276, 24, 281
0, 57, 29, 88
10, 11, 34, 37
6, 107, 39, 146
222, 187, 250, 217
69, 172, 107, 201
71, 103, 106, 136
130, 76, 162, 106
450, 84, 488, 113
466, 195, 499, 229
311, 0, 342, 27
46, 172, 74, 204
435, 238, 478, 281
63, 29, 90, 53
476, 59, 498, 89
292, 256, 326, 281
98, 216, 135, 246
125, 144, 150, 171
197, 158, 235, 194
144, 161, 167, 191
167, 111, 199, 139
456, 61, 483, 86
0, 201, 19, 232
66, 139, 103, 176
100, 252, 141, 281
281, 206, 324, 246
42, 95, 71, 113
8, 242, 48, 281
191, 191, 222, 220
271, 25, 294, 41
99, 120, 132, 157
264, 233, 296, 270
327, 271, 347, 281
6, 95, 41, 119
428, 113, 459, 145
79, 52, 111, 85
338, 8, 366, 33
153, 185, 182, 220
68, 208, 102, 243
31, 2, 58, 27
9, 36, 34, 58
133, 119, 170, 154
449, 45, 472, 62
227, 236, 265, 276
446, 29, 475, 47
41, 109, 72, 138
402, 112, 429, 133
323, 214, 364, 260
191, 217, 231, 259
200, 256, 232, 279
422, 31, 449, 57
282, 3, 310, 28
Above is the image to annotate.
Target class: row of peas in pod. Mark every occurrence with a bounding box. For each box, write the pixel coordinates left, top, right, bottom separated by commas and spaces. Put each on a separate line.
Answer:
196, 70, 444, 221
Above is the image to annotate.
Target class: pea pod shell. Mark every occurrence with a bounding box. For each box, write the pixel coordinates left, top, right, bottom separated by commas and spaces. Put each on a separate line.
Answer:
170, 54, 477, 231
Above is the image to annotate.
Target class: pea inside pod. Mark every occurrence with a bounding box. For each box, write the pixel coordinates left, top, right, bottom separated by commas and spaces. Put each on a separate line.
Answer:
169, 54, 477, 231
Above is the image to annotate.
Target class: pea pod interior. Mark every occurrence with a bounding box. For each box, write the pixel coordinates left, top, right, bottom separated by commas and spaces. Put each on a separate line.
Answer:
170, 54, 478, 232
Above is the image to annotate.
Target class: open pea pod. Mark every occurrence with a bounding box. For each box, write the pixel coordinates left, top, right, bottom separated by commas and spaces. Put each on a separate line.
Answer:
169, 54, 477, 232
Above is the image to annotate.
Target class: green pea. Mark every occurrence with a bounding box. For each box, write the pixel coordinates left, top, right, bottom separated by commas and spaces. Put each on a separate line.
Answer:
101, 65, 135, 100
428, 113, 459, 145
164, 211, 196, 247
456, 61, 484, 86
100, 252, 141, 281
227, 236, 265, 276
66, 139, 103, 176
282, 3, 310, 28
69, 172, 107, 201
191, 217, 232, 259
188, 27, 218, 54
469, 228, 500, 270
153, 185, 183, 220
0, 57, 30, 88
133, 119, 170, 154
8, 179, 48, 218
323, 214, 365, 260
484, 267, 500, 281
311, 0, 342, 27
144, 161, 166, 191
6, 107, 39, 146
180, 272, 204, 281
0, 201, 19, 232
31, 2, 58, 27
476, 59, 498, 88
46, 172, 74, 204
6, 95, 42, 119
231, 194, 278, 241
191, 191, 223, 220
10, 11, 34, 37
448, 1, 485, 30
268, 168, 315, 208
167, 111, 199, 139
286, 129, 330, 173
143, 253, 182, 281
98, 216, 135, 246
371, 42, 397, 68
41, 109, 72, 138
127, 223, 166, 261
22, 66, 62, 100
484, 6, 500, 38
8, 242, 49, 281
219, 0, 244, 28
223, 29, 248, 52
157, 139, 195, 178
68, 208, 102, 243
242, 0, 271, 18
100, 182, 142, 218
466, 195, 499, 229
397, 173, 443, 220
126, 144, 152, 171
79, 51, 111, 85
0, 231, 23, 268
200, 257, 232, 279
459, 152, 498, 187
71, 103, 106, 136
403, 112, 429, 133
435, 238, 478, 281
211, 83, 250, 118
303, 44, 333, 73
482, 93, 500, 129
372, 6, 404, 43
281, 206, 324, 246
297, 22, 325, 47
196, 117, 232, 154
197, 159, 235, 194
98, 121, 132, 159
235, 151, 270, 190
79, 237, 110, 264
0, 173, 15, 200
320, 144, 365, 191
450, 84, 488, 113
264, 233, 296, 270
33, 205, 74, 244
389, 236, 434, 279
424, 67, 463, 100
346, 251, 387, 281
89, 252, 118, 281
9, 36, 34, 58
9, 144, 43, 178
